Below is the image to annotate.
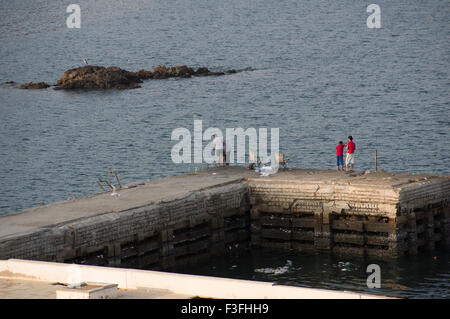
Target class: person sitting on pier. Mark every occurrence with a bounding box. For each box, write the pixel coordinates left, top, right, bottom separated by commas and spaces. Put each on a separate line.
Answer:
345, 136, 356, 172
336, 141, 344, 171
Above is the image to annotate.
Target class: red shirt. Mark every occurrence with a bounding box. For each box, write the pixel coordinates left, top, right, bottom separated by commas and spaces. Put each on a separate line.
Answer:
346, 141, 355, 154
336, 144, 344, 156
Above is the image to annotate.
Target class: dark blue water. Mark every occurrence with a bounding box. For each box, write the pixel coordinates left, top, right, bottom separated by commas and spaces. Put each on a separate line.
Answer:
0, 0, 449, 298
173, 248, 450, 299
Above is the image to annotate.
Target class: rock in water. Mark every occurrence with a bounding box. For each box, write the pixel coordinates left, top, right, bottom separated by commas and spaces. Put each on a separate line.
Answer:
195, 67, 210, 75
152, 65, 195, 79
152, 65, 170, 79
55, 65, 145, 89
18, 82, 50, 89
133, 69, 153, 79
165, 65, 194, 78
194, 66, 225, 76
44, 65, 238, 90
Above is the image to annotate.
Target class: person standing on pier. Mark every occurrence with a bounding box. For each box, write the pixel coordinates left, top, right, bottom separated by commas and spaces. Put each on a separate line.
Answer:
212, 134, 224, 167
224, 138, 232, 166
345, 136, 356, 172
336, 141, 344, 171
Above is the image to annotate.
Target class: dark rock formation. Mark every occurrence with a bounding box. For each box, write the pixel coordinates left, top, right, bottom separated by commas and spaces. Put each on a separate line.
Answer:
133, 69, 153, 80
15, 65, 242, 90
195, 67, 210, 75
152, 65, 232, 78
55, 65, 145, 89
194, 67, 230, 76
152, 65, 195, 79
18, 82, 50, 89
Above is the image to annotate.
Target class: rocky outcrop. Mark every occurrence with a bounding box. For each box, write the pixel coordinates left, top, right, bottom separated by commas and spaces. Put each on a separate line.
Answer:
194, 67, 237, 76
152, 65, 195, 79
14, 65, 240, 90
133, 69, 153, 80
194, 67, 224, 76
56, 66, 144, 89
151, 65, 237, 79
18, 82, 50, 89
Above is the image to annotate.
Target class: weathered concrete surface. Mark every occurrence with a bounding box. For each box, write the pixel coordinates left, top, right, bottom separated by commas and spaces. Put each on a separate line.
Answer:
0, 167, 253, 267
0, 168, 249, 239
247, 169, 450, 257
0, 167, 449, 264
0, 259, 389, 299
0, 277, 193, 299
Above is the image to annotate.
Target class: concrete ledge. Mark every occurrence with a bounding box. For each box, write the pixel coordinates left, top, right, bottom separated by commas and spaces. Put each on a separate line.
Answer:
0, 259, 388, 299
56, 283, 118, 299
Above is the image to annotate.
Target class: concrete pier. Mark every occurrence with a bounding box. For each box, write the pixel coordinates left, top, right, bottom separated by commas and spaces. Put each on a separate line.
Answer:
0, 167, 449, 269
249, 170, 450, 257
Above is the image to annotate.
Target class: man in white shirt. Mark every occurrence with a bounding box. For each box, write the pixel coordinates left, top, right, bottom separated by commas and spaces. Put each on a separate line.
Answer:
212, 134, 224, 167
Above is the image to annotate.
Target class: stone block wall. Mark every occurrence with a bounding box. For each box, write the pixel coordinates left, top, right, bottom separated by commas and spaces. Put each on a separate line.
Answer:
248, 177, 450, 258
1, 174, 449, 268
0, 181, 251, 270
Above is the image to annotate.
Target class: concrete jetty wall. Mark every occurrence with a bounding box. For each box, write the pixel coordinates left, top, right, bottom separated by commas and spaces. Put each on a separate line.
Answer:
0, 178, 251, 269
0, 168, 449, 269
248, 175, 450, 257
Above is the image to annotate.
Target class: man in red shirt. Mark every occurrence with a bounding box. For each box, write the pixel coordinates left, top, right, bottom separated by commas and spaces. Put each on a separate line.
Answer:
346, 136, 356, 172
336, 141, 344, 171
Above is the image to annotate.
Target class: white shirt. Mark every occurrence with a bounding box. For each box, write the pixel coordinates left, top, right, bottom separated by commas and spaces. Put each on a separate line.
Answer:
224, 140, 232, 152
213, 136, 223, 150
